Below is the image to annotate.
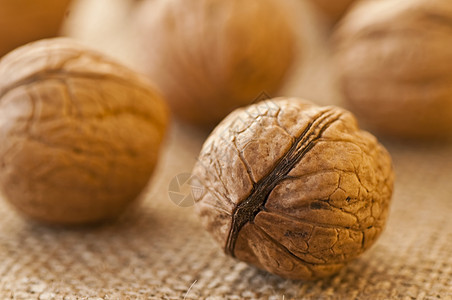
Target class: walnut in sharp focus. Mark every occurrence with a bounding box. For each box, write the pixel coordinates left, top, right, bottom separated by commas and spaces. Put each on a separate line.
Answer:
0, 38, 169, 225
333, 0, 452, 139
193, 98, 394, 280
134, 0, 296, 127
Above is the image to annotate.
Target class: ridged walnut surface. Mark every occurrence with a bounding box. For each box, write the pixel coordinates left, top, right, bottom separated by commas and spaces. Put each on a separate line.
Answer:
193, 98, 394, 280
0, 38, 168, 225
135, 0, 295, 127
333, 0, 452, 139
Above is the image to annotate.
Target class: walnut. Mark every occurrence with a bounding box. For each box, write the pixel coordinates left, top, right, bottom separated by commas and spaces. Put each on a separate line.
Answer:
0, 38, 169, 225
333, 0, 452, 139
0, 0, 71, 57
134, 0, 296, 127
193, 98, 393, 280
309, 0, 356, 24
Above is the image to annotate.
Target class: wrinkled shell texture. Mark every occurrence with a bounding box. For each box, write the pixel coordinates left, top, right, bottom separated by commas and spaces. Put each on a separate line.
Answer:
136, 0, 295, 126
310, 0, 356, 23
0, 0, 71, 57
334, 0, 452, 139
193, 98, 393, 280
0, 38, 168, 225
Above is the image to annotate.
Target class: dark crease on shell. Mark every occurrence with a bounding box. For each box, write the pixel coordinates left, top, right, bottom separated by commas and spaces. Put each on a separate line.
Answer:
225, 108, 344, 256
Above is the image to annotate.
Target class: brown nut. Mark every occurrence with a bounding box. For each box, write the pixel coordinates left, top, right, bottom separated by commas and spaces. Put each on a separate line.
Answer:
135, 0, 296, 127
193, 98, 393, 280
333, 0, 452, 139
0, 0, 71, 57
309, 0, 356, 24
0, 38, 169, 225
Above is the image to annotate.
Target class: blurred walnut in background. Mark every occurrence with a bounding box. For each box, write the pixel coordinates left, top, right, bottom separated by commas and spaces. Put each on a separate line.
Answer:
0, 0, 71, 57
333, 0, 452, 139
134, 0, 297, 127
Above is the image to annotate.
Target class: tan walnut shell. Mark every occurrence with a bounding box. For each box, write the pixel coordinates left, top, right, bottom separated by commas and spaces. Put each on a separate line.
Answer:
0, 0, 71, 57
193, 98, 394, 280
0, 38, 169, 225
333, 0, 452, 139
135, 0, 296, 127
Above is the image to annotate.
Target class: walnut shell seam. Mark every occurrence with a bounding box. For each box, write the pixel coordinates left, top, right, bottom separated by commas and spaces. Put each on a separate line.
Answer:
225, 108, 344, 257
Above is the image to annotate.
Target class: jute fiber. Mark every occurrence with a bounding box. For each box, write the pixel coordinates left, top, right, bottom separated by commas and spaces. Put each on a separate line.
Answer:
0, 124, 451, 299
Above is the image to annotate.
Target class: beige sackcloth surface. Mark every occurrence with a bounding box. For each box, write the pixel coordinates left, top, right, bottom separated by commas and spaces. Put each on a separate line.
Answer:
1, 0, 451, 299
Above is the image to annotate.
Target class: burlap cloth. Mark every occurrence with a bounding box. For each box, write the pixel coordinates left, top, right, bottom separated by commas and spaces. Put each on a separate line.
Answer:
0, 1, 451, 299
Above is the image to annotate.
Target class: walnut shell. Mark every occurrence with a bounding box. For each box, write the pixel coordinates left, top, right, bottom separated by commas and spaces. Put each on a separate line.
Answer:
333, 0, 452, 139
309, 0, 356, 24
135, 0, 296, 127
0, 38, 169, 225
193, 98, 393, 280
0, 0, 71, 57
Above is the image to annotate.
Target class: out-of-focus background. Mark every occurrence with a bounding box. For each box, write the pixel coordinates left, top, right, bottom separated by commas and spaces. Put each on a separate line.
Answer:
60, 0, 344, 108
0, 0, 451, 299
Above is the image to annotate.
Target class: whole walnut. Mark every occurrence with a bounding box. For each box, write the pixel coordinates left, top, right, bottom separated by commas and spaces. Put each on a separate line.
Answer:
333, 0, 452, 139
193, 98, 393, 280
309, 0, 356, 24
0, 38, 169, 225
135, 0, 296, 127
0, 0, 71, 57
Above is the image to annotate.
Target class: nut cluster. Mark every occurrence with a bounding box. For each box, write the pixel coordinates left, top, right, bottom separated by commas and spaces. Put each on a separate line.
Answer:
193, 98, 394, 280
0, 38, 168, 224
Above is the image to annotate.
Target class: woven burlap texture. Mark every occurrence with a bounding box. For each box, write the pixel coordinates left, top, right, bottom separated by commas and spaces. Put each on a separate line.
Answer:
0, 122, 451, 299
